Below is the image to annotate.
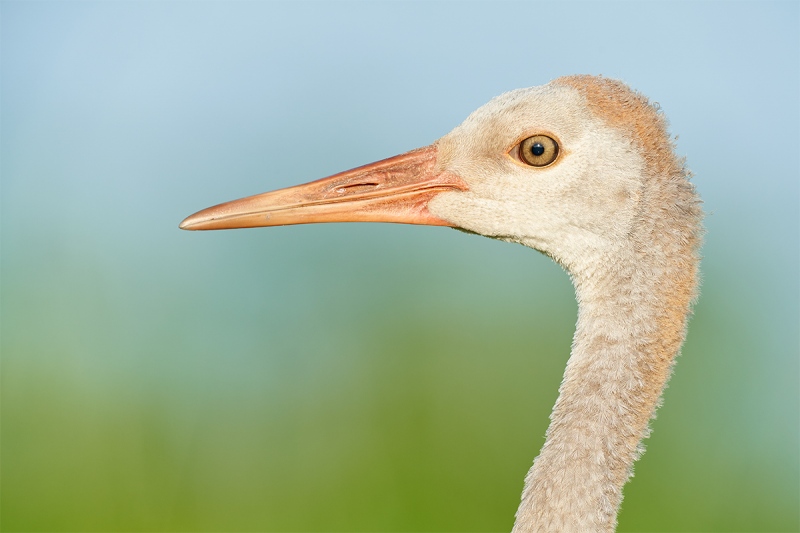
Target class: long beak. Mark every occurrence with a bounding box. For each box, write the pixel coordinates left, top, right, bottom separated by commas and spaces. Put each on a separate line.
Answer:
179, 145, 467, 231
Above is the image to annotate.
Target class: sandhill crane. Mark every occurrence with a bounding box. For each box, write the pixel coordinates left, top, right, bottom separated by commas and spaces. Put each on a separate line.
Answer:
180, 75, 703, 533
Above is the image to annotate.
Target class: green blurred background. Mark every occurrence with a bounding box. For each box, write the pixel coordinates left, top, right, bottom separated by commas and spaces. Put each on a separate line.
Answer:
2, 1, 798, 531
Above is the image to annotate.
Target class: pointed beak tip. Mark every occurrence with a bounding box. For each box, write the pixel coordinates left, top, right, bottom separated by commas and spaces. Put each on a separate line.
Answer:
179, 214, 203, 230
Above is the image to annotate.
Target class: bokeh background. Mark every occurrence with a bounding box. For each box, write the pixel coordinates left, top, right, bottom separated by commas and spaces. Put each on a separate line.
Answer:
2, 1, 798, 531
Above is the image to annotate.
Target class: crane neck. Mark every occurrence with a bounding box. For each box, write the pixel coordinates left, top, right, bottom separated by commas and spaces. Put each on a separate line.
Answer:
513, 226, 701, 532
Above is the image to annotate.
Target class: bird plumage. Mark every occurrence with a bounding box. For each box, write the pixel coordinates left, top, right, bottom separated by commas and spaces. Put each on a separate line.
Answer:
428, 75, 703, 532
181, 75, 703, 533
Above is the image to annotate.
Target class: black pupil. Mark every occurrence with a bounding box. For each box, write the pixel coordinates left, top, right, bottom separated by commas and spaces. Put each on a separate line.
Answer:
531, 142, 545, 156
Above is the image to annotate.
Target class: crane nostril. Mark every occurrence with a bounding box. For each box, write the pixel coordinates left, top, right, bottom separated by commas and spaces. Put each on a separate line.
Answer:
335, 182, 380, 194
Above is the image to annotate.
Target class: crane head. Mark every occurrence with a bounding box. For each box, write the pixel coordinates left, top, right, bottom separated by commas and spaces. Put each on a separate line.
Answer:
180, 76, 684, 274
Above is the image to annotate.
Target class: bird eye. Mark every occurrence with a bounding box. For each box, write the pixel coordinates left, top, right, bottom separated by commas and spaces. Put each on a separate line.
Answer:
516, 135, 559, 167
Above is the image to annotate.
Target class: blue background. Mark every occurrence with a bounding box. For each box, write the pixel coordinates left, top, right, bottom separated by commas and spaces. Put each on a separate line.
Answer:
2, 1, 798, 531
